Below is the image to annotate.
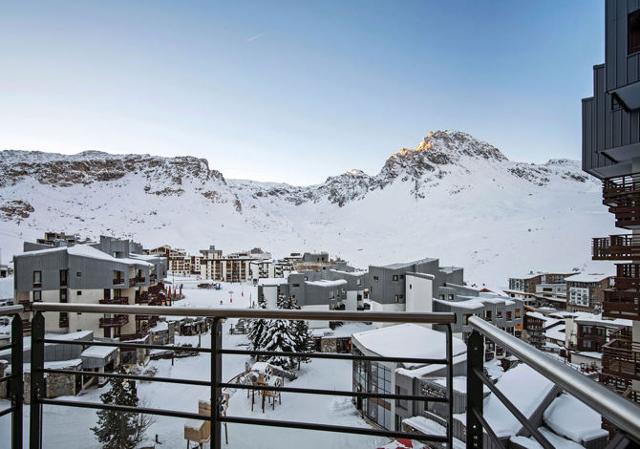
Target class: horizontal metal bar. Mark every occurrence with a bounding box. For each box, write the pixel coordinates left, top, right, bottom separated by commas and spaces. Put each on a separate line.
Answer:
0, 406, 15, 418
0, 343, 13, 352
43, 369, 211, 387
0, 375, 11, 384
220, 348, 448, 365
220, 415, 448, 442
468, 315, 640, 440
40, 399, 207, 421
32, 302, 456, 324
473, 368, 554, 449
219, 382, 449, 403
471, 408, 506, 449
42, 338, 211, 353
0, 305, 23, 315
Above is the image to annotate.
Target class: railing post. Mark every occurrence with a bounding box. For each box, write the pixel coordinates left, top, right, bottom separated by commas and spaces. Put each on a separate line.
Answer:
29, 312, 45, 449
466, 330, 484, 449
445, 324, 454, 449
11, 313, 23, 449
211, 317, 222, 449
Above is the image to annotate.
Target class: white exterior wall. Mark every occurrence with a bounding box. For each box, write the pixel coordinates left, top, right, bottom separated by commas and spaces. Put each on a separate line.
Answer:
263, 285, 279, 309
345, 291, 359, 311
405, 274, 433, 316
68, 288, 104, 334
40, 289, 64, 332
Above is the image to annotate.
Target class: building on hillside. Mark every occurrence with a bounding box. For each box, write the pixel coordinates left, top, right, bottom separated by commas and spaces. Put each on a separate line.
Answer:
291, 252, 349, 272
565, 273, 614, 313
13, 236, 167, 338
199, 246, 254, 282
582, 0, 640, 405
351, 324, 467, 431
367, 258, 463, 312
35, 232, 82, 247
433, 293, 525, 360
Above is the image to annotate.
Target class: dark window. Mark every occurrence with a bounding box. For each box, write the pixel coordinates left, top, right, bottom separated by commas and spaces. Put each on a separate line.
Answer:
630, 10, 640, 54
77, 290, 82, 296
33, 271, 42, 286
60, 289, 68, 303
392, 275, 399, 282
33, 291, 42, 302
373, 276, 379, 281
76, 272, 82, 277
60, 269, 68, 286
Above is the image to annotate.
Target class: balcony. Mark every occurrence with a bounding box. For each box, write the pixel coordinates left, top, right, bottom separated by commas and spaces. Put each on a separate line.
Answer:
602, 337, 640, 382
603, 289, 640, 320
2, 304, 640, 449
99, 296, 129, 305
609, 201, 640, 229
129, 276, 146, 287
603, 173, 640, 206
98, 314, 129, 328
615, 263, 640, 290
112, 278, 125, 286
592, 234, 640, 260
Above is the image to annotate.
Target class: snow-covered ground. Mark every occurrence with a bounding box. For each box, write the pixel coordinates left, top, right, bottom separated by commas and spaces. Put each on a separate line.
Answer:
0, 282, 385, 449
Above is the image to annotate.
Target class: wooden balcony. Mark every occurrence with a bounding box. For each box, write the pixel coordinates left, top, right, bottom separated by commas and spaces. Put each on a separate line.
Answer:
603, 290, 640, 320
603, 173, 640, 206
99, 314, 129, 328
592, 234, 640, 260
609, 202, 640, 230
128, 276, 146, 287
602, 337, 640, 382
99, 296, 129, 305
615, 264, 640, 290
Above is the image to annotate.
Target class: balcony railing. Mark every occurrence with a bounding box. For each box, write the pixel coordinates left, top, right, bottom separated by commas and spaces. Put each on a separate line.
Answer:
98, 314, 129, 328
603, 289, 640, 320
112, 278, 125, 286
0, 305, 23, 449
609, 203, 640, 229
615, 263, 640, 290
602, 338, 640, 382
2, 303, 639, 449
98, 296, 129, 305
592, 234, 640, 260
603, 173, 640, 206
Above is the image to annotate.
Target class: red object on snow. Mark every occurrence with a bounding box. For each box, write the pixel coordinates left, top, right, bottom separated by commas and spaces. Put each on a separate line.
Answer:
397, 439, 413, 448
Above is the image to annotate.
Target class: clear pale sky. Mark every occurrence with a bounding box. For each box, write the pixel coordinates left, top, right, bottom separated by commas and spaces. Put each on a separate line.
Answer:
1, 1, 603, 185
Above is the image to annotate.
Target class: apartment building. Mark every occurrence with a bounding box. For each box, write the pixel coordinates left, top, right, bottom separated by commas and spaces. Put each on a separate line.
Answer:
199, 246, 253, 282
582, 0, 640, 403
565, 273, 614, 313
368, 258, 463, 312
13, 236, 167, 338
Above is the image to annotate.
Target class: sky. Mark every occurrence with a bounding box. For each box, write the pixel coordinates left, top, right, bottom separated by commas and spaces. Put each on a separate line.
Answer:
0, 0, 604, 185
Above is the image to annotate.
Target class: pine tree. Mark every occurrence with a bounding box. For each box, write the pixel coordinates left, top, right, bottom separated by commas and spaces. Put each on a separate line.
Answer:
91, 369, 151, 449
276, 295, 312, 367
261, 319, 297, 369
247, 318, 269, 354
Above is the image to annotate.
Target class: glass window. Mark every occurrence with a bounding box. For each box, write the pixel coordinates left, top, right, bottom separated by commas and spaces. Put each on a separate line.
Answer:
33, 290, 42, 302
33, 271, 42, 285
630, 10, 640, 54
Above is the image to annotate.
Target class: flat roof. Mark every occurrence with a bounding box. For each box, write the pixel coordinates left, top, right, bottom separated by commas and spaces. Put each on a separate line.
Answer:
371, 257, 438, 270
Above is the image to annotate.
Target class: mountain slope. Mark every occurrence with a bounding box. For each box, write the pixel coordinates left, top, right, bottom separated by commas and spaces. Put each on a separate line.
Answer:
0, 130, 615, 287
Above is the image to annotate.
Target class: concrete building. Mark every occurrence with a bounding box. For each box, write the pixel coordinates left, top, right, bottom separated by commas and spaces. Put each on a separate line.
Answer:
367, 258, 463, 312
13, 236, 167, 338
199, 246, 254, 282
564, 273, 614, 313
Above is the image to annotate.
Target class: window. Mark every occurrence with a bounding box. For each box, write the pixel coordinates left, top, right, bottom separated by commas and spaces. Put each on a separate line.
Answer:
292, 283, 300, 288
60, 269, 68, 286
77, 290, 82, 296
485, 310, 492, 320
33, 271, 42, 287
60, 289, 68, 303
33, 291, 42, 302
629, 9, 640, 54
373, 276, 379, 281
396, 386, 408, 410
409, 283, 412, 290
394, 294, 404, 303
76, 272, 82, 277
392, 275, 399, 282
506, 311, 513, 321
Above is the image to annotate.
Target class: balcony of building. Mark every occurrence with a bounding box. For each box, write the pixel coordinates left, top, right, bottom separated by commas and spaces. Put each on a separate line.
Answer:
603, 289, 640, 320
98, 296, 129, 305
602, 334, 640, 384
615, 263, 640, 290
592, 234, 640, 260
603, 173, 640, 206
1, 304, 640, 449
98, 314, 129, 328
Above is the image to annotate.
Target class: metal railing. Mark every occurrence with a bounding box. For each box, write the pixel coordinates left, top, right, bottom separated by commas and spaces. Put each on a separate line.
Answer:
467, 315, 640, 449
25, 303, 457, 449
0, 305, 24, 449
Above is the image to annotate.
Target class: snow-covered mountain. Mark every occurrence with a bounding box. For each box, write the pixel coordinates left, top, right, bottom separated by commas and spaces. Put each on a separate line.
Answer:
0, 130, 615, 287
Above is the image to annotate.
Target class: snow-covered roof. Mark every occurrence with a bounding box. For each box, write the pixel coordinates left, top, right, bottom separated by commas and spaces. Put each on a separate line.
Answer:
372, 257, 438, 270
564, 273, 611, 283
352, 324, 466, 368
19, 358, 82, 374
305, 279, 347, 287
16, 244, 153, 267
435, 295, 515, 310
545, 324, 566, 343
150, 321, 169, 332
81, 345, 118, 359
258, 277, 289, 286
543, 393, 608, 444
526, 312, 562, 329
575, 351, 602, 360
474, 364, 556, 438
574, 313, 632, 328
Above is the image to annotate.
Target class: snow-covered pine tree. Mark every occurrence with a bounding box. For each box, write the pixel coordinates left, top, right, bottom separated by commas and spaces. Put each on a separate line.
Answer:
275, 295, 313, 368
261, 319, 297, 369
247, 318, 269, 355
91, 369, 151, 449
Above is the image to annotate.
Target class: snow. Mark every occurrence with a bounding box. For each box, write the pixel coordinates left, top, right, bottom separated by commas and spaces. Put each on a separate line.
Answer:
304, 279, 347, 287
352, 323, 466, 368
544, 324, 566, 343
543, 393, 609, 443
15, 244, 153, 267
564, 273, 612, 283
510, 427, 587, 449
0, 132, 616, 288
574, 313, 632, 328
81, 346, 118, 359
469, 364, 555, 438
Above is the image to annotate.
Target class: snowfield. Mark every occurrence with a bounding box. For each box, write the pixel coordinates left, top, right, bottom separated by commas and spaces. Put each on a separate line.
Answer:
0, 283, 385, 449
0, 130, 616, 288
